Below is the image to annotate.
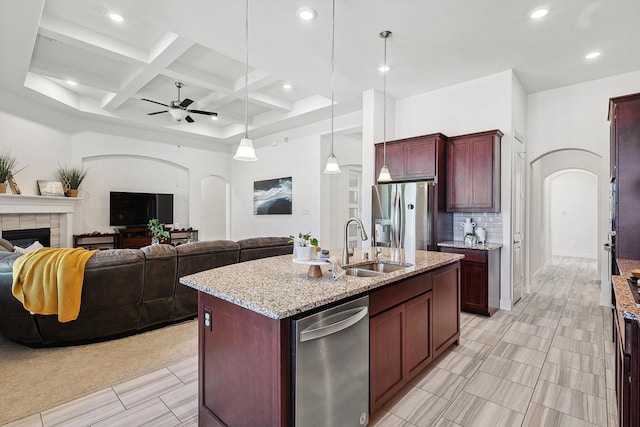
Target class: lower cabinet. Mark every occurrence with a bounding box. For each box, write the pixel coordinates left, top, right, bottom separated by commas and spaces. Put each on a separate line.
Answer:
440, 246, 500, 316
615, 310, 640, 426
369, 262, 459, 413
432, 262, 461, 358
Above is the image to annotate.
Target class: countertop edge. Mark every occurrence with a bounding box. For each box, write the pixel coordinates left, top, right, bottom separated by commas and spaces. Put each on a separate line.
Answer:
180, 251, 463, 320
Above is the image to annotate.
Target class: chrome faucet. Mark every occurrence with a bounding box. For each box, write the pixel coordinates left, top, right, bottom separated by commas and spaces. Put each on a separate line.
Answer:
343, 217, 369, 265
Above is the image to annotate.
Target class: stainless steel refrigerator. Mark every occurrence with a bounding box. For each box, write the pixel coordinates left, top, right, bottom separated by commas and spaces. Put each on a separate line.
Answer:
372, 181, 452, 251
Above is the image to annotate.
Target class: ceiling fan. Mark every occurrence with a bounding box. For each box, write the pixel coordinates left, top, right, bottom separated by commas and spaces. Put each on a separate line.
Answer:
142, 82, 217, 123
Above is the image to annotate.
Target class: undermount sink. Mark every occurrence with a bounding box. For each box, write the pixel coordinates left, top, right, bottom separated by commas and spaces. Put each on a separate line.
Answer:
344, 262, 411, 277
344, 268, 385, 277
354, 262, 409, 273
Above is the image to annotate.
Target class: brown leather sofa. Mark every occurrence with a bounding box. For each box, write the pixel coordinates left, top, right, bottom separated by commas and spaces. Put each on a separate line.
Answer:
0, 237, 291, 346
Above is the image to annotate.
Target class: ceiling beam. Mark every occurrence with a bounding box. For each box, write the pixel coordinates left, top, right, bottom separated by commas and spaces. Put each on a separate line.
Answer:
102, 33, 194, 111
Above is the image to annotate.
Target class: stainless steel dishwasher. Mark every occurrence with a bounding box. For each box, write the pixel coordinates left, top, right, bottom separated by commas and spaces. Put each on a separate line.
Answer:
293, 295, 369, 426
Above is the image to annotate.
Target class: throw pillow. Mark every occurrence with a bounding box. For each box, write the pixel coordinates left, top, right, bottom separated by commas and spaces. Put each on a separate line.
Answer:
13, 241, 44, 254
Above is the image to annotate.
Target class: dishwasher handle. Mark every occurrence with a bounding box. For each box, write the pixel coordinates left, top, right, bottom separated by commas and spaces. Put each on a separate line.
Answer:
300, 307, 368, 343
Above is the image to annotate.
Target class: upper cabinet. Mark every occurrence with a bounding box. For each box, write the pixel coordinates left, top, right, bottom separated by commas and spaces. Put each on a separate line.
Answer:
375, 134, 448, 182
446, 130, 502, 212
609, 93, 640, 260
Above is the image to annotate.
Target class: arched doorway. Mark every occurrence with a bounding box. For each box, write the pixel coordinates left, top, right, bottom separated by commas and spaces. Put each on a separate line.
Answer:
529, 148, 608, 304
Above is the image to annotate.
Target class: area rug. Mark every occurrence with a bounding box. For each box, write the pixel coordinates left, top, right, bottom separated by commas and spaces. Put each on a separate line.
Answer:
0, 320, 197, 425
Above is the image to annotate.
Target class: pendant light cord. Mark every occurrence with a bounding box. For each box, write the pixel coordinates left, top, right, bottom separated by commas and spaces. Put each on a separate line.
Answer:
330, 0, 335, 156
244, 0, 249, 138
383, 33, 387, 167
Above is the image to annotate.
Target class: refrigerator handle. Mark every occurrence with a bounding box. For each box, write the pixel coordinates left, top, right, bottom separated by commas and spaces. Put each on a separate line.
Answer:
391, 188, 403, 248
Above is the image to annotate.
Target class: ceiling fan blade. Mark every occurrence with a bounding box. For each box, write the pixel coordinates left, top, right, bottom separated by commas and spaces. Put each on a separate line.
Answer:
185, 115, 195, 123
180, 98, 194, 108
188, 109, 217, 117
148, 110, 169, 115
141, 98, 169, 107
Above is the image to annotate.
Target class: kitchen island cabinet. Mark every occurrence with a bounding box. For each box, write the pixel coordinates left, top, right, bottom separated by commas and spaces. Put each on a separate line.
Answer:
180, 249, 462, 426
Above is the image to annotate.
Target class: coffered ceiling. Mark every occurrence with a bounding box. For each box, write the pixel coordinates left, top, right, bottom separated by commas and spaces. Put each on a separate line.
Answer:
1, 0, 639, 146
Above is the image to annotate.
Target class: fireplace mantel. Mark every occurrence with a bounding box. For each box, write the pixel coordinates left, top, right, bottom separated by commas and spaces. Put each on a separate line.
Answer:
0, 194, 82, 214
0, 194, 83, 247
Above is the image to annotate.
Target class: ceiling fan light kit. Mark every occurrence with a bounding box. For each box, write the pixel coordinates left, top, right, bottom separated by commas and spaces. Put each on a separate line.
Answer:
142, 81, 217, 123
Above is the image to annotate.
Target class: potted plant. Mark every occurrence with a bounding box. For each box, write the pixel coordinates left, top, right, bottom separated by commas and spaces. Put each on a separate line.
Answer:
56, 165, 87, 197
289, 232, 319, 261
0, 150, 17, 194
148, 218, 170, 244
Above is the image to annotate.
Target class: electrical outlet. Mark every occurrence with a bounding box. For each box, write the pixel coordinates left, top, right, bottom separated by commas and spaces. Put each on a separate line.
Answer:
203, 307, 212, 331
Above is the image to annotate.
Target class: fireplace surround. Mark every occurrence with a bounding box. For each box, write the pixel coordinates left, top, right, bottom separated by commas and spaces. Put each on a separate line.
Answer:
0, 194, 82, 247
2, 228, 51, 248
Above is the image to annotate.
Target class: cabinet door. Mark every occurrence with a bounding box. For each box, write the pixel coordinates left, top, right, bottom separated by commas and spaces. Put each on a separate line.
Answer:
469, 135, 496, 209
375, 143, 404, 181
447, 139, 470, 210
432, 263, 460, 358
405, 292, 432, 379
460, 261, 487, 314
404, 138, 436, 178
370, 304, 405, 413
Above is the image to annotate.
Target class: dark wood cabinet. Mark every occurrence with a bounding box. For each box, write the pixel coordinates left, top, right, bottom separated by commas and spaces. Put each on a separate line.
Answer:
73, 233, 117, 250
609, 93, 640, 260
432, 262, 461, 358
446, 130, 502, 212
370, 303, 405, 412
374, 133, 448, 182
404, 292, 432, 377
440, 247, 500, 316
615, 311, 640, 427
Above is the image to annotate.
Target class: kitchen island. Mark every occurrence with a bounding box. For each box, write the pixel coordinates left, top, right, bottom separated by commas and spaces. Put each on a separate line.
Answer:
180, 248, 463, 426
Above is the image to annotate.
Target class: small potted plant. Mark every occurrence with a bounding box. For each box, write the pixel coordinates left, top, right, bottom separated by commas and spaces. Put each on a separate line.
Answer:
148, 218, 170, 245
289, 232, 319, 261
0, 150, 17, 194
56, 165, 87, 197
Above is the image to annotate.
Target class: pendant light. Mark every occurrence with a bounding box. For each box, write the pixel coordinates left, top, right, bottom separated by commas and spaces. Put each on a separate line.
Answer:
233, 0, 258, 161
377, 30, 392, 182
323, 0, 341, 174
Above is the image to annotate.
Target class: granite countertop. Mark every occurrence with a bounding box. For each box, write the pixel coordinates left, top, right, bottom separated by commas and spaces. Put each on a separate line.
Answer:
437, 241, 503, 251
179, 248, 463, 320
613, 259, 640, 320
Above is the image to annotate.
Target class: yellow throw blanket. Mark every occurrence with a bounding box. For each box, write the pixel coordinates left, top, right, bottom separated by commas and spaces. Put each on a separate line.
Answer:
12, 248, 98, 322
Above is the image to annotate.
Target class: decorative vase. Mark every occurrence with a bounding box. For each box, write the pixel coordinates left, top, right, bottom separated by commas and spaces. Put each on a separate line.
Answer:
296, 246, 315, 261
0, 183, 6, 194
461, 218, 476, 235
67, 189, 79, 197
476, 227, 487, 243
151, 236, 160, 245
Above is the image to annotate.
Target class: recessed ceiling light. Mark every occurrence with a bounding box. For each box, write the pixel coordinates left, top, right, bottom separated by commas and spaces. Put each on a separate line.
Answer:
585, 51, 601, 59
529, 7, 549, 20
108, 12, 124, 23
283, 83, 292, 89
379, 64, 390, 73
297, 7, 316, 21
211, 115, 218, 121
66, 80, 77, 86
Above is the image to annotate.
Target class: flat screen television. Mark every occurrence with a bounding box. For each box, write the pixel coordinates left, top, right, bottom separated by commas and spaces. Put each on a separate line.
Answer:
110, 191, 174, 227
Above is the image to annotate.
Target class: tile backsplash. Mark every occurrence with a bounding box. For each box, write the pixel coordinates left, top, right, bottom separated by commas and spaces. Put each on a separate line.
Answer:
452, 212, 503, 244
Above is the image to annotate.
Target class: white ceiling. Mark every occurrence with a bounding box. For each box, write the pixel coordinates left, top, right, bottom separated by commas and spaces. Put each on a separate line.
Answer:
1, 0, 639, 146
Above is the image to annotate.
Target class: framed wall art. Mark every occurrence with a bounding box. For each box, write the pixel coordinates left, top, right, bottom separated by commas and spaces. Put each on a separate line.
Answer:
37, 180, 65, 197
253, 177, 292, 215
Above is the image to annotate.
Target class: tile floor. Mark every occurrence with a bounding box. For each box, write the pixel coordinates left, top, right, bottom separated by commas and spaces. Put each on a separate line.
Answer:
4, 256, 617, 427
